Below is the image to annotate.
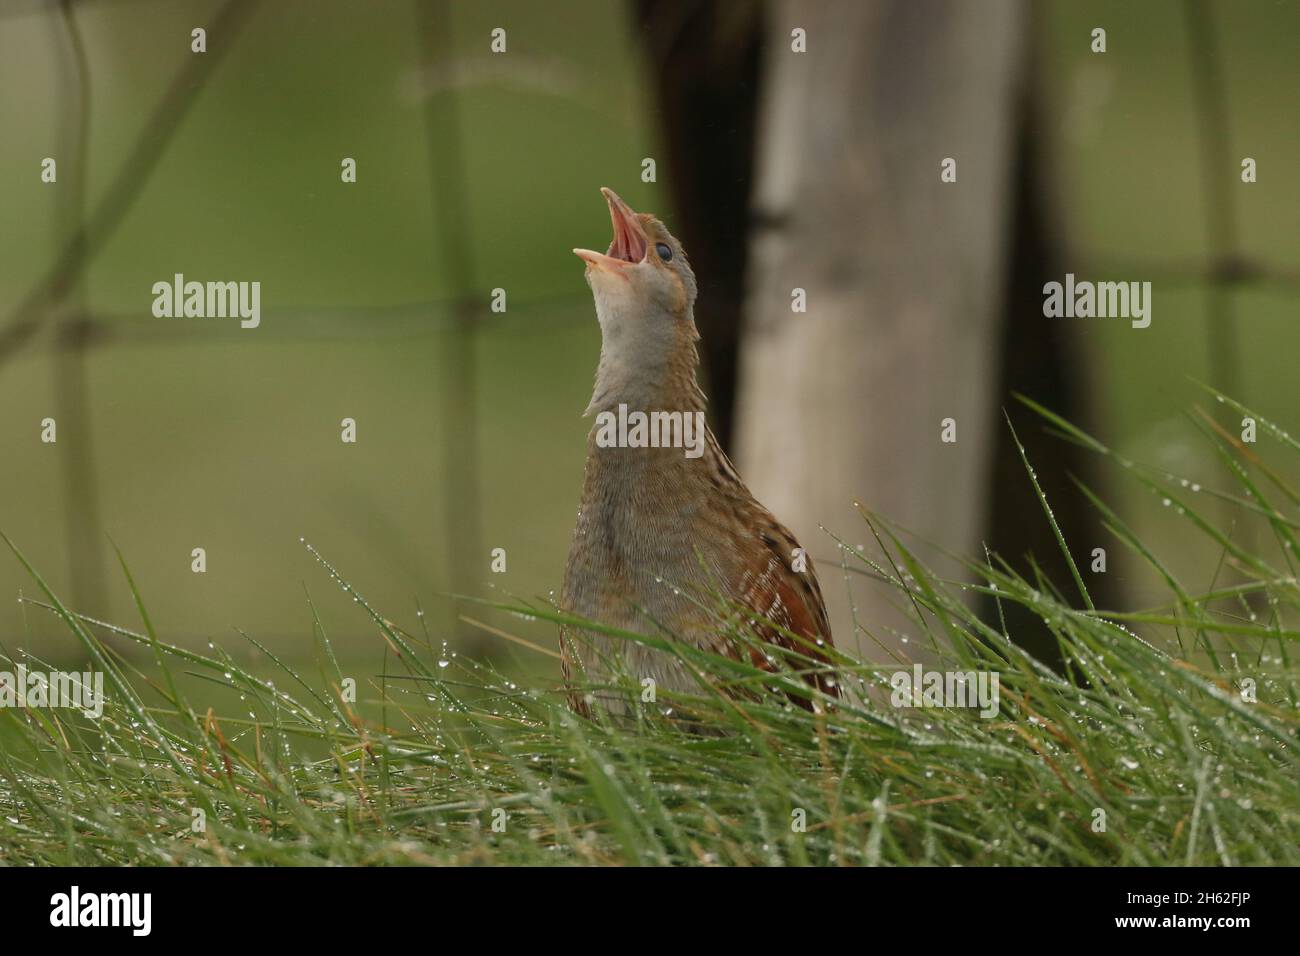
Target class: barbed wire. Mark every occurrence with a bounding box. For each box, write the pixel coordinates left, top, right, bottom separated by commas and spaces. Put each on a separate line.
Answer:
0, 0, 259, 369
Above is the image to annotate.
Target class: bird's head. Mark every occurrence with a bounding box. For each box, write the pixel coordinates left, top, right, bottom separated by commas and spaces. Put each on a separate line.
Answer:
575, 187, 702, 414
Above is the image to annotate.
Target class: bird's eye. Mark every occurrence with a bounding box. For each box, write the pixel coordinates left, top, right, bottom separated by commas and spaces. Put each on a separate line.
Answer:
655, 242, 673, 262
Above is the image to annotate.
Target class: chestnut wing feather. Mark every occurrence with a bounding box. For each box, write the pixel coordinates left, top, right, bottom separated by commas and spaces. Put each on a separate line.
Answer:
735, 523, 838, 708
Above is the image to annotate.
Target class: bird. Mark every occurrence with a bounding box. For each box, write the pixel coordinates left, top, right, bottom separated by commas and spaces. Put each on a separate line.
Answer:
560, 186, 837, 720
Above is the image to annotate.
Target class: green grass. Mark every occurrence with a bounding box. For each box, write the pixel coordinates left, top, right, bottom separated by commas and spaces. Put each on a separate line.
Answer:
1, 389, 1298, 866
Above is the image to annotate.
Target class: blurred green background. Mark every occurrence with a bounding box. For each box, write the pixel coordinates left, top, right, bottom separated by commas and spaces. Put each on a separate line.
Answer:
1, 0, 1297, 674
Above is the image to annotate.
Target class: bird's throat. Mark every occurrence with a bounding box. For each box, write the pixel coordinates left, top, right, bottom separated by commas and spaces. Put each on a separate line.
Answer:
585, 337, 706, 420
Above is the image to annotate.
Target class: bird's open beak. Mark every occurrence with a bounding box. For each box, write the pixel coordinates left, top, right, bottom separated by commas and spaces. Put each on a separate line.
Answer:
574, 187, 648, 273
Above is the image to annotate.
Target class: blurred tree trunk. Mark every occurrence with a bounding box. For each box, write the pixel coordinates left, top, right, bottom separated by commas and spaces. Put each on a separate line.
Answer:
734, 0, 1027, 656
638, 1, 1118, 664
983, 19, 1119, 669
631, 0, 764, 448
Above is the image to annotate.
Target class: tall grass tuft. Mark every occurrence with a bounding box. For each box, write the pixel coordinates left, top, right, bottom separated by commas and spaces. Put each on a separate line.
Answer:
1, 389, 1296, 865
